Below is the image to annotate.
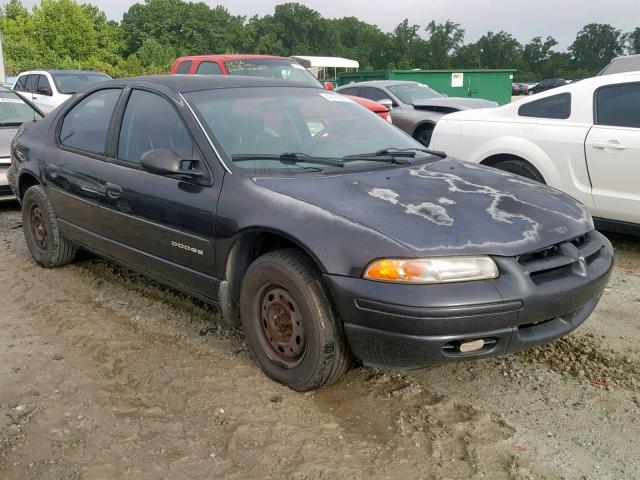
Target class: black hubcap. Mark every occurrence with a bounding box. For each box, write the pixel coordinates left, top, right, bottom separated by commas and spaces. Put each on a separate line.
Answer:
30, 205, 48, 250
259, 286, 306, 368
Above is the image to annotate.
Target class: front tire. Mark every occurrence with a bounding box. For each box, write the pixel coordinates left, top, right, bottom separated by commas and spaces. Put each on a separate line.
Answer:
240, 249, 351, 391
492, 158, 546, 184
414, 124, 435, 147
22, 185, 76, 267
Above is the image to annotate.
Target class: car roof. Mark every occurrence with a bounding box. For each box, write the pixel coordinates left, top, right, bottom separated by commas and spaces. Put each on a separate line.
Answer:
175, 54, 291, 62
338, 80, 418, 88
99, 74, 319, 93
18, 70, 108, 76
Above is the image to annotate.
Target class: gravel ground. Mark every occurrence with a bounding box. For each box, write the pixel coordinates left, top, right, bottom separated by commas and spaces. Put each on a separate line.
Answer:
1, 200, 639, 480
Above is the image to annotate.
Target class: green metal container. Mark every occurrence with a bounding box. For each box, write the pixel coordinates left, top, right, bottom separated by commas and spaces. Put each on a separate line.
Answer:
337, 69, 516, 105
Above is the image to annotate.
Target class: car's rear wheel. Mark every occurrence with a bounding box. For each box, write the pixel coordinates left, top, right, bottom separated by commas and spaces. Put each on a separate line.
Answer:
414, 124, 435, 147
492, 158, 546, 184
239, 248, 351, 391
22, 185, 76, 267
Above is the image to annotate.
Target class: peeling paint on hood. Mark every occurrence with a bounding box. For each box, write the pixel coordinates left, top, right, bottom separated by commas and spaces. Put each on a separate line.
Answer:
253, 159, 593, 257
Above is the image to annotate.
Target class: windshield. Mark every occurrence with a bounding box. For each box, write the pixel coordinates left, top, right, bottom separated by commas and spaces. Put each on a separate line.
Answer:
388, 83, 443, 104
224, 59, 321, 88
0, 90, 42, 125
52, 72, 111, 95
185, 87, 424, 174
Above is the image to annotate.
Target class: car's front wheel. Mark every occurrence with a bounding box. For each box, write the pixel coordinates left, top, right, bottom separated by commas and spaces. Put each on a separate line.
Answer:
240, 249, 351, 391
414, 124, 435, 147
22, 185, 76, 267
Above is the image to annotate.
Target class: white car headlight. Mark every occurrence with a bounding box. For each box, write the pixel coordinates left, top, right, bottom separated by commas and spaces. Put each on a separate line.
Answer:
363, 256, 498, 284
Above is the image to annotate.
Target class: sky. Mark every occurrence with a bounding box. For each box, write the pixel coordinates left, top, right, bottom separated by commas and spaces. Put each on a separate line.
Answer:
15, 0, 640, 50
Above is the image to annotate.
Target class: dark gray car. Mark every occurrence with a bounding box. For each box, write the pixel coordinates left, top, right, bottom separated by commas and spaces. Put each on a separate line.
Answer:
336, 80, 497, 146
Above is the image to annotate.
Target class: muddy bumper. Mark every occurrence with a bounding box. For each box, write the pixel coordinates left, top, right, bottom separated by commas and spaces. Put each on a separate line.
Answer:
324, 231, 614, 369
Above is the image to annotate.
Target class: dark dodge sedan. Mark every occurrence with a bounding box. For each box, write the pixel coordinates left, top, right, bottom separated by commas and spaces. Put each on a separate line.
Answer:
8, 75, 613, 391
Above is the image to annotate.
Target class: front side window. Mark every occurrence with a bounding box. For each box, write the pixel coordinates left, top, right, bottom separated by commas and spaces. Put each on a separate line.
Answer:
36, 75, 52, 95
518, 93, 571, 119
196, 61, 222, 75
51, 72, 111, 95
117, 89, 201, 164
223, 59, 321, 87
0, 90, 42, 125
59, 89, 121, 155
185, 87, 425, 174
387, 83, 443, 104
596, 83, 640, 129
176, 61, 192, 74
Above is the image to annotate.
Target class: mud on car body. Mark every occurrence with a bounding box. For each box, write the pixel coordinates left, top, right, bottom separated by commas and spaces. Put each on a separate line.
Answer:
8, 75, 613, 390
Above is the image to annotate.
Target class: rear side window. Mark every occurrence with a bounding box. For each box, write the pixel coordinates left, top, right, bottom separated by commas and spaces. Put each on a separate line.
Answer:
175, 61, 192, 74
518, 93, 571, 119
196, 61, 222, 75
359, 87, 390, 102
337, 87, 360, 96
117, 89, 201, 164
59, 89, 122, 155
596, 83, 640, 129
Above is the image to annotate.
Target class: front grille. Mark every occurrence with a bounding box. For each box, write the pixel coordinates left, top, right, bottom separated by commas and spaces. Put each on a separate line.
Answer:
517, 231, 604, 284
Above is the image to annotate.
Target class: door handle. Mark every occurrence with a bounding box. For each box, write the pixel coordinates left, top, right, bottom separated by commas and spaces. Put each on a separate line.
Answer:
105, 182, 122, 199
592, 141, 627, 150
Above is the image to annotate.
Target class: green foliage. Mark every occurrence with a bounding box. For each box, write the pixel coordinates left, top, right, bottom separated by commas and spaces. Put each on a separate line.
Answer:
0, 0, 637, 81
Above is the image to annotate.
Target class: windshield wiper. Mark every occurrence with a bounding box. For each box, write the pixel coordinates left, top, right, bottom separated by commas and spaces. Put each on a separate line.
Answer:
341, 151, 412, 165
232, 153, 345, 167
378, 147, 447, 159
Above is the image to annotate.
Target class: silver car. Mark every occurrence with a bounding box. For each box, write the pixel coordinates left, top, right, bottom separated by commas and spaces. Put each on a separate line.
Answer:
0, 86, 43, 200
336, 80, 497, 146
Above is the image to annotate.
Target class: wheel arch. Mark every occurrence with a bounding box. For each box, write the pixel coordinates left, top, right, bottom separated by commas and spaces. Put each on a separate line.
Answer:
220, 227, 328, 327
18, 171, 41, 200
412, 120, 436, 138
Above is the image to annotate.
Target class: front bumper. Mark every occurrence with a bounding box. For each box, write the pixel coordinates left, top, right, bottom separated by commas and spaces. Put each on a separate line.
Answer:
325, 230, 614, 369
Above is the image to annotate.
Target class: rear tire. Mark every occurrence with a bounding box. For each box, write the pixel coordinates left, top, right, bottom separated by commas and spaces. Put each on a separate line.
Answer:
22, 185, 76, 267
239, 249, 351, 391
491, 158, 546, 184
414, 124, 435, 147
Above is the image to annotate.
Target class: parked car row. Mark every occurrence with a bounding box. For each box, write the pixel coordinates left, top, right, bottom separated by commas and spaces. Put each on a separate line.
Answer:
7, 71, 614, 390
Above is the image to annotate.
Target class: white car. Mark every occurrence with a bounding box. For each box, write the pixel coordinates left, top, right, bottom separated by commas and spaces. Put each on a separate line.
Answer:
430, 72, 640, 234
13, 70, 111, 114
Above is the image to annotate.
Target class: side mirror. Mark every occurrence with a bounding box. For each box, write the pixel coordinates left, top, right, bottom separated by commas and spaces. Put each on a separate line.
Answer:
323, 82, 334, 91
140, 149, 203, 179
378, 98, 394, 110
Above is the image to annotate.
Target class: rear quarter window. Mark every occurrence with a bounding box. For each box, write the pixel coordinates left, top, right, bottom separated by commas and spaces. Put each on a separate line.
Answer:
518, 93, 571, 119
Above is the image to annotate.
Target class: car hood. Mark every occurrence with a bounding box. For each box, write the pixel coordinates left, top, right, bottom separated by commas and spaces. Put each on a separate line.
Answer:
0, 127, 19, 158
412, 97, 498, 111
253, 159, 593, 257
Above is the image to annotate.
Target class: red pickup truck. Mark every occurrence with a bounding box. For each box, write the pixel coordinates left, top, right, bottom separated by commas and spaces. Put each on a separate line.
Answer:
170, 54, 391, 122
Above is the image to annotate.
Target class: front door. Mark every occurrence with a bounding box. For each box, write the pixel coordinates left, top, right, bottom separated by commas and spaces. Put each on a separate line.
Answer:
98, 88, 221, 298
585, 82, 640, 224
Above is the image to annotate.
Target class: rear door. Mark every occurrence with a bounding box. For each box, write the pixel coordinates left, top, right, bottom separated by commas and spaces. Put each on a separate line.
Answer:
98, 87, 221, 298
46, 87, 123, 249
585, 82, 640, 224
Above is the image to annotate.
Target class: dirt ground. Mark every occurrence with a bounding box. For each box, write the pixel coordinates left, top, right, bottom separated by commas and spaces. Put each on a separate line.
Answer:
1, 200, 639, 480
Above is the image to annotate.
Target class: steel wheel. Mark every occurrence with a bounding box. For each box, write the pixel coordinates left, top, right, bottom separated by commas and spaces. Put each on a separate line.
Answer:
30, 205, 48, 250
258, 285, 306, 369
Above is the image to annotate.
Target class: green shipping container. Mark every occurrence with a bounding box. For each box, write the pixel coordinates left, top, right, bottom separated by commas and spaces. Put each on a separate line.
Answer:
337, 69, 516, 106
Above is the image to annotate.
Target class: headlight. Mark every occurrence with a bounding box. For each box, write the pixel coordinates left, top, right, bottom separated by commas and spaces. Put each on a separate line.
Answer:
363, 256, 498, 284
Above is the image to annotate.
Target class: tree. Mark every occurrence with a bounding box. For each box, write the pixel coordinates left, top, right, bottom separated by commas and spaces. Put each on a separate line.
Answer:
424, 20, 465, 69
622, 27, 640, 54
569, 23, 623, 73
474, 31, 522, 69
523, 36, 557, 77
